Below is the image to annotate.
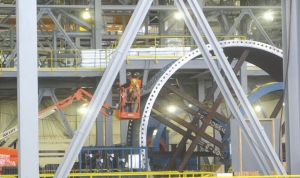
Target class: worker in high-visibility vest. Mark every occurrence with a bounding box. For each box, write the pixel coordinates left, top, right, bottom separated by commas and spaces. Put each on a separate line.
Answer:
130, 72, 141, 113
118, 72, 141, 112
129, 72, 142, 89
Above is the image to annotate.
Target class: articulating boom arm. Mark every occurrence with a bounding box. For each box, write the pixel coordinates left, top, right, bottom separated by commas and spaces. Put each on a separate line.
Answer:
38, 88, 110, 119
0, 89, 111, 142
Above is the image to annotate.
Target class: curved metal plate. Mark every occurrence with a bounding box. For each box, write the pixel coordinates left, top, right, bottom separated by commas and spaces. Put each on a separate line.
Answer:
132, 40, 283, 167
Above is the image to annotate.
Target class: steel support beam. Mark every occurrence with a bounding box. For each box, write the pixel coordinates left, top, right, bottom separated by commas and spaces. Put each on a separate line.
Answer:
206, 12, 221, 22
256, 99, 268, 118
283, 0, 300, 174
94, 0, 103, 146
176, 51, 253, 168
162, 82, 226, 169
178, 96, 224, 170
239, 58, 248, 93
149, 151, 216, 157
164, 83, 227, 123
197, 78, 210, 166
105, 89, 113, 146
185, 0, 285, 174
270, 95, 284, 119
226, 9, 247, 36
45, 9, 80, 54
54, 1, 153, 176
151, 114, 222, 159
149, 123, 165, 151
220, 10, 230, 32
17, 0, 39, 177
49, 89, 74, 138
0, 10, 14, 24
175, 0, 274, 174
94, 0, 102, 49
59, 9, 92, 30
159, 89, 226, 131
0, 5, 283, 11
176, 79, 194, 122
119, 63, 128, 144
38, 88, 74, 138
206, 51, 249, 102
142, 61, 150, 86
153, 103, 223, 148
247, 10, 275, 46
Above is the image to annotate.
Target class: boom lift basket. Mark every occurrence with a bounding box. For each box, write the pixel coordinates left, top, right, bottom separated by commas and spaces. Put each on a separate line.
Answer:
116, 87, 140, 120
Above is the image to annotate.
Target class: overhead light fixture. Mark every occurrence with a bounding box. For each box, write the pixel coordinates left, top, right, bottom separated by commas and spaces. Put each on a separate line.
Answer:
79, 107, 87, 115
174, 12, 183, 20
254, 105, 261, 112
167, 105, 176, 113
79, 103, 88, 115
264, 12, 273, 21
82, 11, 91, 20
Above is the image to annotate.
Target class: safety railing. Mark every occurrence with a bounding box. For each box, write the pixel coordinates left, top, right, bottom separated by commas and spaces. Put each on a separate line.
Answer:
1, 171, 214, 178
202, 164, 216, 172
0, 175, 17, 178
37, 49, 109, 74
0, 49, 109, 74
108, 35, 246, 63
0, 35, 247, 74
3, 173, 300, 178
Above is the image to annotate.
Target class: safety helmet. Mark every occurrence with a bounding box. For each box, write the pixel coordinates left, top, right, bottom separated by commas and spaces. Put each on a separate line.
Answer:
133, 72, 140, 78
126, 72, 132, 76
126, 72, 132, 79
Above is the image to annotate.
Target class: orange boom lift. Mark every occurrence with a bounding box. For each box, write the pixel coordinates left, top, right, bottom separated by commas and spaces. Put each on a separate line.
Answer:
115, 85, 141, 120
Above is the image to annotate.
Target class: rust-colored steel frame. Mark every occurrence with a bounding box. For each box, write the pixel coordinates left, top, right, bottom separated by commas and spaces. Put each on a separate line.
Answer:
154, 49, 250, 170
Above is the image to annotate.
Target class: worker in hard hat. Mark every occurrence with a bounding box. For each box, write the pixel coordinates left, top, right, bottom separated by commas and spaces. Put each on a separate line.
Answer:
117, 72, 133, 112
120, 72, 133, 88
130, 72, 141, 113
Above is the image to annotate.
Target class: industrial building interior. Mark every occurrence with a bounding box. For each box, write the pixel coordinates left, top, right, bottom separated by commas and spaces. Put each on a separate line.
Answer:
0, 0, 299, 177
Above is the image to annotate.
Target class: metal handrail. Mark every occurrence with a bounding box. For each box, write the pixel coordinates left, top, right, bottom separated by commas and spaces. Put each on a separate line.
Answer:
0, 36, 247, 74
1, 171, 214, 178
3, 172, 300, 178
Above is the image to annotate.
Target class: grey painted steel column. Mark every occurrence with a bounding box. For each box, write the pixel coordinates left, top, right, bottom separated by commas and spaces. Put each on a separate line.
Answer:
94, 0, 102, 49
95, 115, 104, 146
284, 0, 300, 174
94, 0, 103, 146
281, 0, 290, 173
142, 61, 150, 86
54, 1, 153, 177
186, 0, 285, 174
105, 89, 113, 146
122, 16, 126, 32
9, 26, 13, 49
145, 16, 149, 43
119, 64, 127, 144
75, 12, 81, 47
95, 79, 104, 146
174, 0, 273, 174
53, 30, 58, 67
159, 12, 165, 45
17, 0, 39, 177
